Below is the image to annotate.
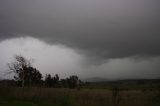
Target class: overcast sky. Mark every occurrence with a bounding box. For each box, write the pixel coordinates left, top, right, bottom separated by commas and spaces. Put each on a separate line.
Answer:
0, 0, 160, 80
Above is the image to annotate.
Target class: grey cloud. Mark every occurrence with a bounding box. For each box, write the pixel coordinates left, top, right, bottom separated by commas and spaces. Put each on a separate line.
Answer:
0, 37, 84, 79
0, 37, 160, 79
0, 0, 160, 60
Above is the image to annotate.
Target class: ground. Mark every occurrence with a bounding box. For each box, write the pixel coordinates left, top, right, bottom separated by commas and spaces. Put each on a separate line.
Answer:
0, 86, 160, 106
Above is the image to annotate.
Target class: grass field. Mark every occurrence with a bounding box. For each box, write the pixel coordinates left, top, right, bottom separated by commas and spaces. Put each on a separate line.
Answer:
0, 86, 160, 106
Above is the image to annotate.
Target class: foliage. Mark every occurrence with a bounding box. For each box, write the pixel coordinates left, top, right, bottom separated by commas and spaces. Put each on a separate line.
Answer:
8, 55, 42, 87
7, 55, 83, 89
67, 75, 79, 89
45, 74, 81, 89
45, 74, 59, 87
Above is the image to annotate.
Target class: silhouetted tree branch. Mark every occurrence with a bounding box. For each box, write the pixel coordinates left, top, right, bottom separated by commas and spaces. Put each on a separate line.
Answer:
8, 55, 42, 87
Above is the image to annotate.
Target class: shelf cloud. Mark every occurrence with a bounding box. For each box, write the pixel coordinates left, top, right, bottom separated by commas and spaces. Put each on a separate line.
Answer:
0, 0, 160, 79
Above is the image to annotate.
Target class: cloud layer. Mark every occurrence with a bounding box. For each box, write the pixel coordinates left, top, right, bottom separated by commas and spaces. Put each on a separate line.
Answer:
0, 0, 160, 80
0, 0, 160, 60
0, 37, 84, 79
0, 37, 160, 80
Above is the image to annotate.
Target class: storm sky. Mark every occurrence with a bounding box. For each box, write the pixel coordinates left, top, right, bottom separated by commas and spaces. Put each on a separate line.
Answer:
0, 0, 160, 80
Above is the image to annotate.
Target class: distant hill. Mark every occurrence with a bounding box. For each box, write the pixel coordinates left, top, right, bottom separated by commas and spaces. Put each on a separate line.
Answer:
83, 77, 160, 84
84, 77, 109, 82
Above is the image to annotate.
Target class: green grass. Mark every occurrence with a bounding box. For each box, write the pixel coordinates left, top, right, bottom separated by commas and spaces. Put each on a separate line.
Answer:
0, 101, 37, 106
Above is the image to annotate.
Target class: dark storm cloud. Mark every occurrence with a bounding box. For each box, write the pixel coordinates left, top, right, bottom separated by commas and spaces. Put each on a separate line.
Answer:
0, 0, 160, 59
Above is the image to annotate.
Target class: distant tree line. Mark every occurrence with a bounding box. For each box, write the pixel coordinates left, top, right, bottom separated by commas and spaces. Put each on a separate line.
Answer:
7, 55, 83, 88
45, 74, 83, 89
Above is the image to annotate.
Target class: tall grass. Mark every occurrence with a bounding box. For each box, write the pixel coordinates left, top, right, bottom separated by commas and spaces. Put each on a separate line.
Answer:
0, 87, 160, 106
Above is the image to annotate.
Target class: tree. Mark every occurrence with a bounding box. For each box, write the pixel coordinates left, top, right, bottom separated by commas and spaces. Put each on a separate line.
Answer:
45, 74, 60, 87
45, 74, 52, 87
68, 75, 79, 88
60, 79, 68, 88
8, 55, 42, 87
25, 67, 42, 86
53, 74, 59, 87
